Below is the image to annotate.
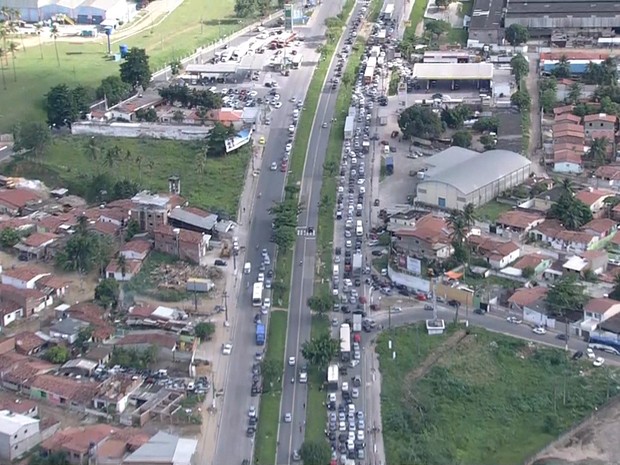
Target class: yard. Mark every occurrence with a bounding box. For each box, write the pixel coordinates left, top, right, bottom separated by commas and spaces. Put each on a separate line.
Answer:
3, 136, 250, 216
0, 0, 244, 131
475, 200, 512, 222
377, 325, 619, 465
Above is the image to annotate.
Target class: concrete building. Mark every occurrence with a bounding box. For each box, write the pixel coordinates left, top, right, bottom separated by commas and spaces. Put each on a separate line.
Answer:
0, 410, 40, 461
467, 0, 505, 46
153, 225, 210, 266
75, 0, 134, 24
416, 147, 531, 210
130, 191, 185, 233
124, 431, 197, 465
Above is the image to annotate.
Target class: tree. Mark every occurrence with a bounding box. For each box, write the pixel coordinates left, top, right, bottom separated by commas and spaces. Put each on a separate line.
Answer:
116, 254, 127, 279
462, 203, 477, 228
46, 84, 78, 127
261, 358, 281, 393
548, 190, 592, 230
425, 20, 450, 39
472, 116, 499, 133
169, 59, 181, 76
509, 53, 529, 83
125, 218, 140, 240
451, 130, 472, 148
234, 0, 256, 17
585, 137, 609, 167
72, 85, 95, 117
307, 292, 334, 316
510, 88, 531, 110
120, 47, 151, 90
301, 332, 339, 372
540, 88, 557, 114
299, 440, 332, 465
30, 451, 71, 465
13, 121, 50, 159
0, 227, 19, 247
135, 107, 158, 122
522, 266, 535, 279
194, 322, 215, 341
94, 278, 120, 309
75, 326, 94, 351
45, 345, 70, 364
440, 104, 471, 129
172, 109, 185, 123
97, 75, 132, 106
50, 24, 60, 67
545, 275, 588, 315
7, 40, 17, 82
505, 24, 529, 46
206, 122, 236, 156
566, 82, 582, 105
552, 55, 571, 79
398, 105, 443, 139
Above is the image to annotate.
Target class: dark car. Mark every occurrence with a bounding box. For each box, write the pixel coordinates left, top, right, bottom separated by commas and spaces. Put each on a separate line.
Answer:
556, 333, 569, 341
214, 259, 227, 266
246, 427, 256, 437
448, 299, 460, 308
572, 350, 583, 360
371, 250, 383, 256
473, 308, 485, 315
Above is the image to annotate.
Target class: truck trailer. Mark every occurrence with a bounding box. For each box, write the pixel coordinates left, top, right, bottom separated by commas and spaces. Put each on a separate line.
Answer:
344, 116, 355, 140
256, 322, 266, 345
352, 314, 362, 333
327, 363, 339, 391
340, 323, 351, 361
352, 253, 363, 276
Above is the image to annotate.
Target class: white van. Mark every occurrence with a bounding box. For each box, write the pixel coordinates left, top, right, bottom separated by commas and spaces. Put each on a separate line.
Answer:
244, 262, 251, 274
333, 264, 339, 277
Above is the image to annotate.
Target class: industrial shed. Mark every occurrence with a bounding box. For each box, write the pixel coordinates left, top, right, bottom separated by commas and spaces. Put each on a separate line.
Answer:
416, 147, 531, 210
75, 0, 133, 24
0, 0, 133, 23
505, 0, 620, 36
0, 0, 48, 22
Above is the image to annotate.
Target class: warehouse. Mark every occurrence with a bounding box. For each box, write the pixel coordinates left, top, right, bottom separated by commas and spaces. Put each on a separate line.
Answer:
416, 147, 531, 210
75, 0, 134, 24
505, 0, 620, 37
411, 62, 494, 94
0, 0, 133, 23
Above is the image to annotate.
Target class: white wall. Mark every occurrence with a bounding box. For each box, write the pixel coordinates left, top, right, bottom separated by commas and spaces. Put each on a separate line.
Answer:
387, 266, 430, 293
120, 250, 147, 261
523, 307, 556, 328
0, 275, 46, 290
554, 162, 583, 174
72, 122, 211, 140
107, 270, 135, 282
2, 309, 22, 327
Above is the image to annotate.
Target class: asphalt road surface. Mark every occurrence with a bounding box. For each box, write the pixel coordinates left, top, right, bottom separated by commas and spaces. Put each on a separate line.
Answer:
274, 4, 369, 464
211, 3, 348, 465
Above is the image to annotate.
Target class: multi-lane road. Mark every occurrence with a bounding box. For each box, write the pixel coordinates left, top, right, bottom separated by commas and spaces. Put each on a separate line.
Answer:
210, 2, 348, 465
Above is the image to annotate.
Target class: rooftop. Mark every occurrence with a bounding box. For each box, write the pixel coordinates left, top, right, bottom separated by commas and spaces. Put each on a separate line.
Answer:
0, 188, 40, 210
419, 147, 531, 196
14, 331, 46, 354
584, 297, 620, 314
582, 218, 617, 234
412, 62, 494, 80
124, 431, 197, 465
584, 113, 617, 123
0, 410, 38, 436
169, 206, 218, 231
31, 374, 100, 403
497, 210, 545, 229
21, 232, 59, 248
121, 239, 152, 255
154, 224, 210, 245
513, 253, 551, 270
1, 265, 50, 282
131, 191, 184, 209
575, 189, 614, 207
508, 287, 548, 307
51, 317, 89, 335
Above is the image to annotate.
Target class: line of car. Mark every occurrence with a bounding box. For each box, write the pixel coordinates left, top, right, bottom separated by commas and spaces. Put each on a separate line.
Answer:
269, 98, 304, 172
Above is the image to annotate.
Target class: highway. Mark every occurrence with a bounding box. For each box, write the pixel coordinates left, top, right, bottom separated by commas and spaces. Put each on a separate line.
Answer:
210, 3, 347, 465
274, 3, 369, 464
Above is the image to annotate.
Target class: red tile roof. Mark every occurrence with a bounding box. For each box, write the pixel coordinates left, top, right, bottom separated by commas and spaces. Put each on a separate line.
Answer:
91, 220, 120, 236
497, 210, 545, 230
14, 331, 46, 354
394, 214, 451, 245
554, 113, 581, 124
513, 254, 550, 270
121, 239, 152, 255
21, 232, 59, 248
508, 287, 548, 307
595, 165, 620, 181
554, 150, 582, 164
155, 224, 207, 245
0, 189, 40, 210
553, 105, 574, 116
105, 259, 142, 275
36, 275, 70, 290
37, 214, 76, 233
584, 113, 617, 124
2, 265, 50, 282
31, 374, 101, 403
582, 218, 617, 234
575, 189, 614, 207
0, 393, 37, 415
41, 424, 120, 455
584, 297, 620, 314
554, 123, 583, 133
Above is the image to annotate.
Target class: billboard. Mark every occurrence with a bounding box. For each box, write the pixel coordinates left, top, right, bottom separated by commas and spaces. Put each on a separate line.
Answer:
225, 128, 253, 153
284, 4, 293, 31
406, 256, 421, 275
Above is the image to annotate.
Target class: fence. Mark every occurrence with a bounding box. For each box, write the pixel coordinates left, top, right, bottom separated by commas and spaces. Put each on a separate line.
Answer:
72, 121, 212, 140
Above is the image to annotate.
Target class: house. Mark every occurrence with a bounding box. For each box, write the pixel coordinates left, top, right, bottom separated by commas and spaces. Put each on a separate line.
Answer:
49, 318, 90, 344
508, 287, 552, 327
496, 210, 545, 238
114, 331, 178, 360
130, 191, 186, 233
0, 302, 23, 328
0, 394, 38, 417
468, 236, 520, 269
36, 214, 77, 235
168, 206, 219, 235
553, 150, 583, 174
529, 220, 599, 252
581, 218, 617, 240
208, 108, 243, 127
579, 297, 620, 337
123, 431, 197, 465
0, 189, 41, 216
1, 266, 50, 290
575, 188, 615, 217
30, 374, 101, 409
108, 94, 164, 121
553, 105, 575, 116
554, 112, 581, 124
120, 240, 152, 261
90, 220, 121, 238
512, 254, 553, 277
14, 332, 47, 356
582, 249, 609, 274
39, 424, 149, 465
583, 113, 617, 138
105, 259, 143, 282
82, 345, 113, 366
127, 304, 188, 328
93, 375, 144, 414
595, 164, 620, 183
13, 233, 60, 260
0, 284, 50, 315
0, 410, 41, 461
64, 303, 114, 343
0, 353, 55, 393
153, 225, 210, 266
387, 210, 420, 231
35, 275, 70, 300
392, 214, 453, 261
158, 106, 200, 125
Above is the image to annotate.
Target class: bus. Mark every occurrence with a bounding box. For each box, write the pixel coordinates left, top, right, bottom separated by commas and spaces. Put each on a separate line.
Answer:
340, 324, 351, 361
356, 220, 363, 237
252, 282, 264, 307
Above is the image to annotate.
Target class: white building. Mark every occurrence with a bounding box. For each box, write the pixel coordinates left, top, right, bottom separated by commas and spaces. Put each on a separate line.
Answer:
0, 0, 135, 23
0, 410, 40, 461
416, 147, 532, 210
1, 267, 50, 290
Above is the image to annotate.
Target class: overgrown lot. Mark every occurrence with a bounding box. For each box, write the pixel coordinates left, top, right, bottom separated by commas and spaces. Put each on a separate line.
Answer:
377, 325, 619, 465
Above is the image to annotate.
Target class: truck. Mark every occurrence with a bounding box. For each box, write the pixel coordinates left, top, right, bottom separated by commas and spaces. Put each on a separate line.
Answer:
255, 322, 266, 345
382, 3, 394, 20
340, 324, 351, 361
364, 66, 374, 84
385, 156, 394, 175
327, 363, 339, 391
352, 314, 362, 333
352, 253, 363, 276
344, 116, 355, 140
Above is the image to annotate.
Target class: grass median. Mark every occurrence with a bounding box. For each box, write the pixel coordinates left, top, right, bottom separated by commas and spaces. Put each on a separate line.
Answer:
254, 310, 288, 465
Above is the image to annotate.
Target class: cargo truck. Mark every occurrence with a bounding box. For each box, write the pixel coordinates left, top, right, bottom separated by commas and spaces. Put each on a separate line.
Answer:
344, 116, 355, 140
352, 253, 363, 277
256, 322, 266, 345
352, 314, 362, 333
327, 363, 339, 391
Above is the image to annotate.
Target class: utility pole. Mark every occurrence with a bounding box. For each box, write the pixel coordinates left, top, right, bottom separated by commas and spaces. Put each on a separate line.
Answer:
222, 291, 229, 325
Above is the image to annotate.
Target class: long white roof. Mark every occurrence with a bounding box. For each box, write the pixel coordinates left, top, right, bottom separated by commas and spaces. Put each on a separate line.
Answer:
413, 62, 494, 80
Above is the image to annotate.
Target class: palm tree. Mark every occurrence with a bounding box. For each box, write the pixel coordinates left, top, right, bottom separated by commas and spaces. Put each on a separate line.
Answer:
50, 25, 60, 67
87, 136, 100, 164
116, 254, 127, 279
448, 211, 467, 246
34, 23, 44, 59
135, 154, 143, 183
104, 146, 121, 170
7, 41, 17, 82
461, 203, 477, 228
586, 137, 608, 167
560, 178, 573, 194
0, 48, 6, 90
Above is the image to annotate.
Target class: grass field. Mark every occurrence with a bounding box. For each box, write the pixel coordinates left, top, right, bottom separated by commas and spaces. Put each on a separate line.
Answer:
305, 315, 330, 443
403, 0, 430, 40
254, 310, 288, 465
0, 0, 245, 131
475, 200, 512, 222
377, 325, 620, 465
3, 136, 250, 216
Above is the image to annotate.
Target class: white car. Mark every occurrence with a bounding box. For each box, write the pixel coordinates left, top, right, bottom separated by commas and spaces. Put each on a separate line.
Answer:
221, 343, 233, 355
506, 316, 522, 324
288, 356, 296, 366
209, 86, 217, 92
285, 143, 292, 152
289, 125, 295, 133
274, 101, 282, 109
248, 90, 258, 97
248, 406, 256, 417
532, 326, 546, 335
356, 430, 365, 441
586, 347, 596, 359
341, 382, 349, 392
257, 273, 265, 282
284, 413, 292, 423
263, 297, 271, 308
290, 96, 297, 103
593, 357, 605, 367
273, 94, 280, 101
351, 388, 359, 398
270, 161, 278, 171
